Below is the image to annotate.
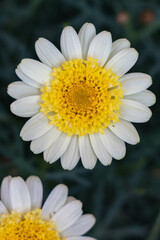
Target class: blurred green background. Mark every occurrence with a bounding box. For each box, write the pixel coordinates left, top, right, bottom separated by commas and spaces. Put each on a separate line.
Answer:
0, 0, 160, 239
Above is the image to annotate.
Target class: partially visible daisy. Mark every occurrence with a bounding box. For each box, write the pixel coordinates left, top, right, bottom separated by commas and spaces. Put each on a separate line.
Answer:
0, 175, 96, 240
8, 23, 156, 169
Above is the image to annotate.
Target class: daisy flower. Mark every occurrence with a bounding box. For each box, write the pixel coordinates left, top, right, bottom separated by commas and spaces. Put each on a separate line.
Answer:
0, 175, 96, 240
8, 23, 156, 169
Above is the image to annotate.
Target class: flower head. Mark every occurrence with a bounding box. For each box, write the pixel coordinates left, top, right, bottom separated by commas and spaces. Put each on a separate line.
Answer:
0, 176, 95, 240
8, 23, 156, 169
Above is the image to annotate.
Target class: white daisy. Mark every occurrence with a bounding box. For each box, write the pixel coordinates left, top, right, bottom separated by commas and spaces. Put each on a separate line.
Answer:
8, 23, 156, 170
0, 175, 96, 240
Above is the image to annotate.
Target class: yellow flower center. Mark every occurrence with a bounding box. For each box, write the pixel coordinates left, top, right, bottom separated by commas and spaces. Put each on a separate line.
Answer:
0, 209, 64, 240
40, 57, 123, 136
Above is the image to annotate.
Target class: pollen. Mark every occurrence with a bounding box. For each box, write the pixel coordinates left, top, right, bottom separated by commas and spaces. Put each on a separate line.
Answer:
40, 57, 123, 136
0, 209, 64, 240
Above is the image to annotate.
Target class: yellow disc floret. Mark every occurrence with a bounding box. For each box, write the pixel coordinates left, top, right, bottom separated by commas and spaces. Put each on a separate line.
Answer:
0, 209, 64, 240
40, 57, 123, 136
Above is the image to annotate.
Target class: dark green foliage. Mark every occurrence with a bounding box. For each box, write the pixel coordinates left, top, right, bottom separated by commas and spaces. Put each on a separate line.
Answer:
0, 0, 160, 239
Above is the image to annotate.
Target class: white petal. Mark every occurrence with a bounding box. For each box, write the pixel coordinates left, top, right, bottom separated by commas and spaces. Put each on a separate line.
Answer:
61, 135, 80, 170
105, 48, 138, 77
1, 176, 12, 211
35, 37, 65, 68
19, 59, 52, 85
60, 26, 82, 60
78, 23, 96, 59
109, 119, 140, 145
120, 99, 152, 123
30, 126, 61, 154
16, 67, 41, 89
20, 113, 52, 141
10, 177, 31, 213
87, 31, 112, 66
66, 237, 96, 240
99, 128, 126, 160
120, 73, 152, 95
62, 214, 96, 237
108, 38, 130, 60
125, 90, 156, 107
10, 95, 40, 117
26, 176, 43, 210
7, 81, 40, 99
44, 132, 71, 164
66, 196, 76, 204
79, 135, 97, 169
52, 200, 83, 232
89, 133, 112, 166
42, 184, 68, 219
0, 201, 8, 215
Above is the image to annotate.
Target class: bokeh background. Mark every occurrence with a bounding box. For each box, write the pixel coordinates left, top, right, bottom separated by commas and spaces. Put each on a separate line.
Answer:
0, 0, 160, 239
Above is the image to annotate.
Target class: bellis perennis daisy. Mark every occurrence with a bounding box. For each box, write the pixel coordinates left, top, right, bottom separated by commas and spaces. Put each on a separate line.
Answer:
8, 23, 156, 169
0, 176, 96, 240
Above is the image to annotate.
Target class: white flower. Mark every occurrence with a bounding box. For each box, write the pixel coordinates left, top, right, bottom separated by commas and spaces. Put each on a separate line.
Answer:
8, 23, 156, 170
0, 176, 96, 240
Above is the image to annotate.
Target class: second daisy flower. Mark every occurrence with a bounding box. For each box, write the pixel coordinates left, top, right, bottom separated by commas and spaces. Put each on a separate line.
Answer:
0, 176, 95, 239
